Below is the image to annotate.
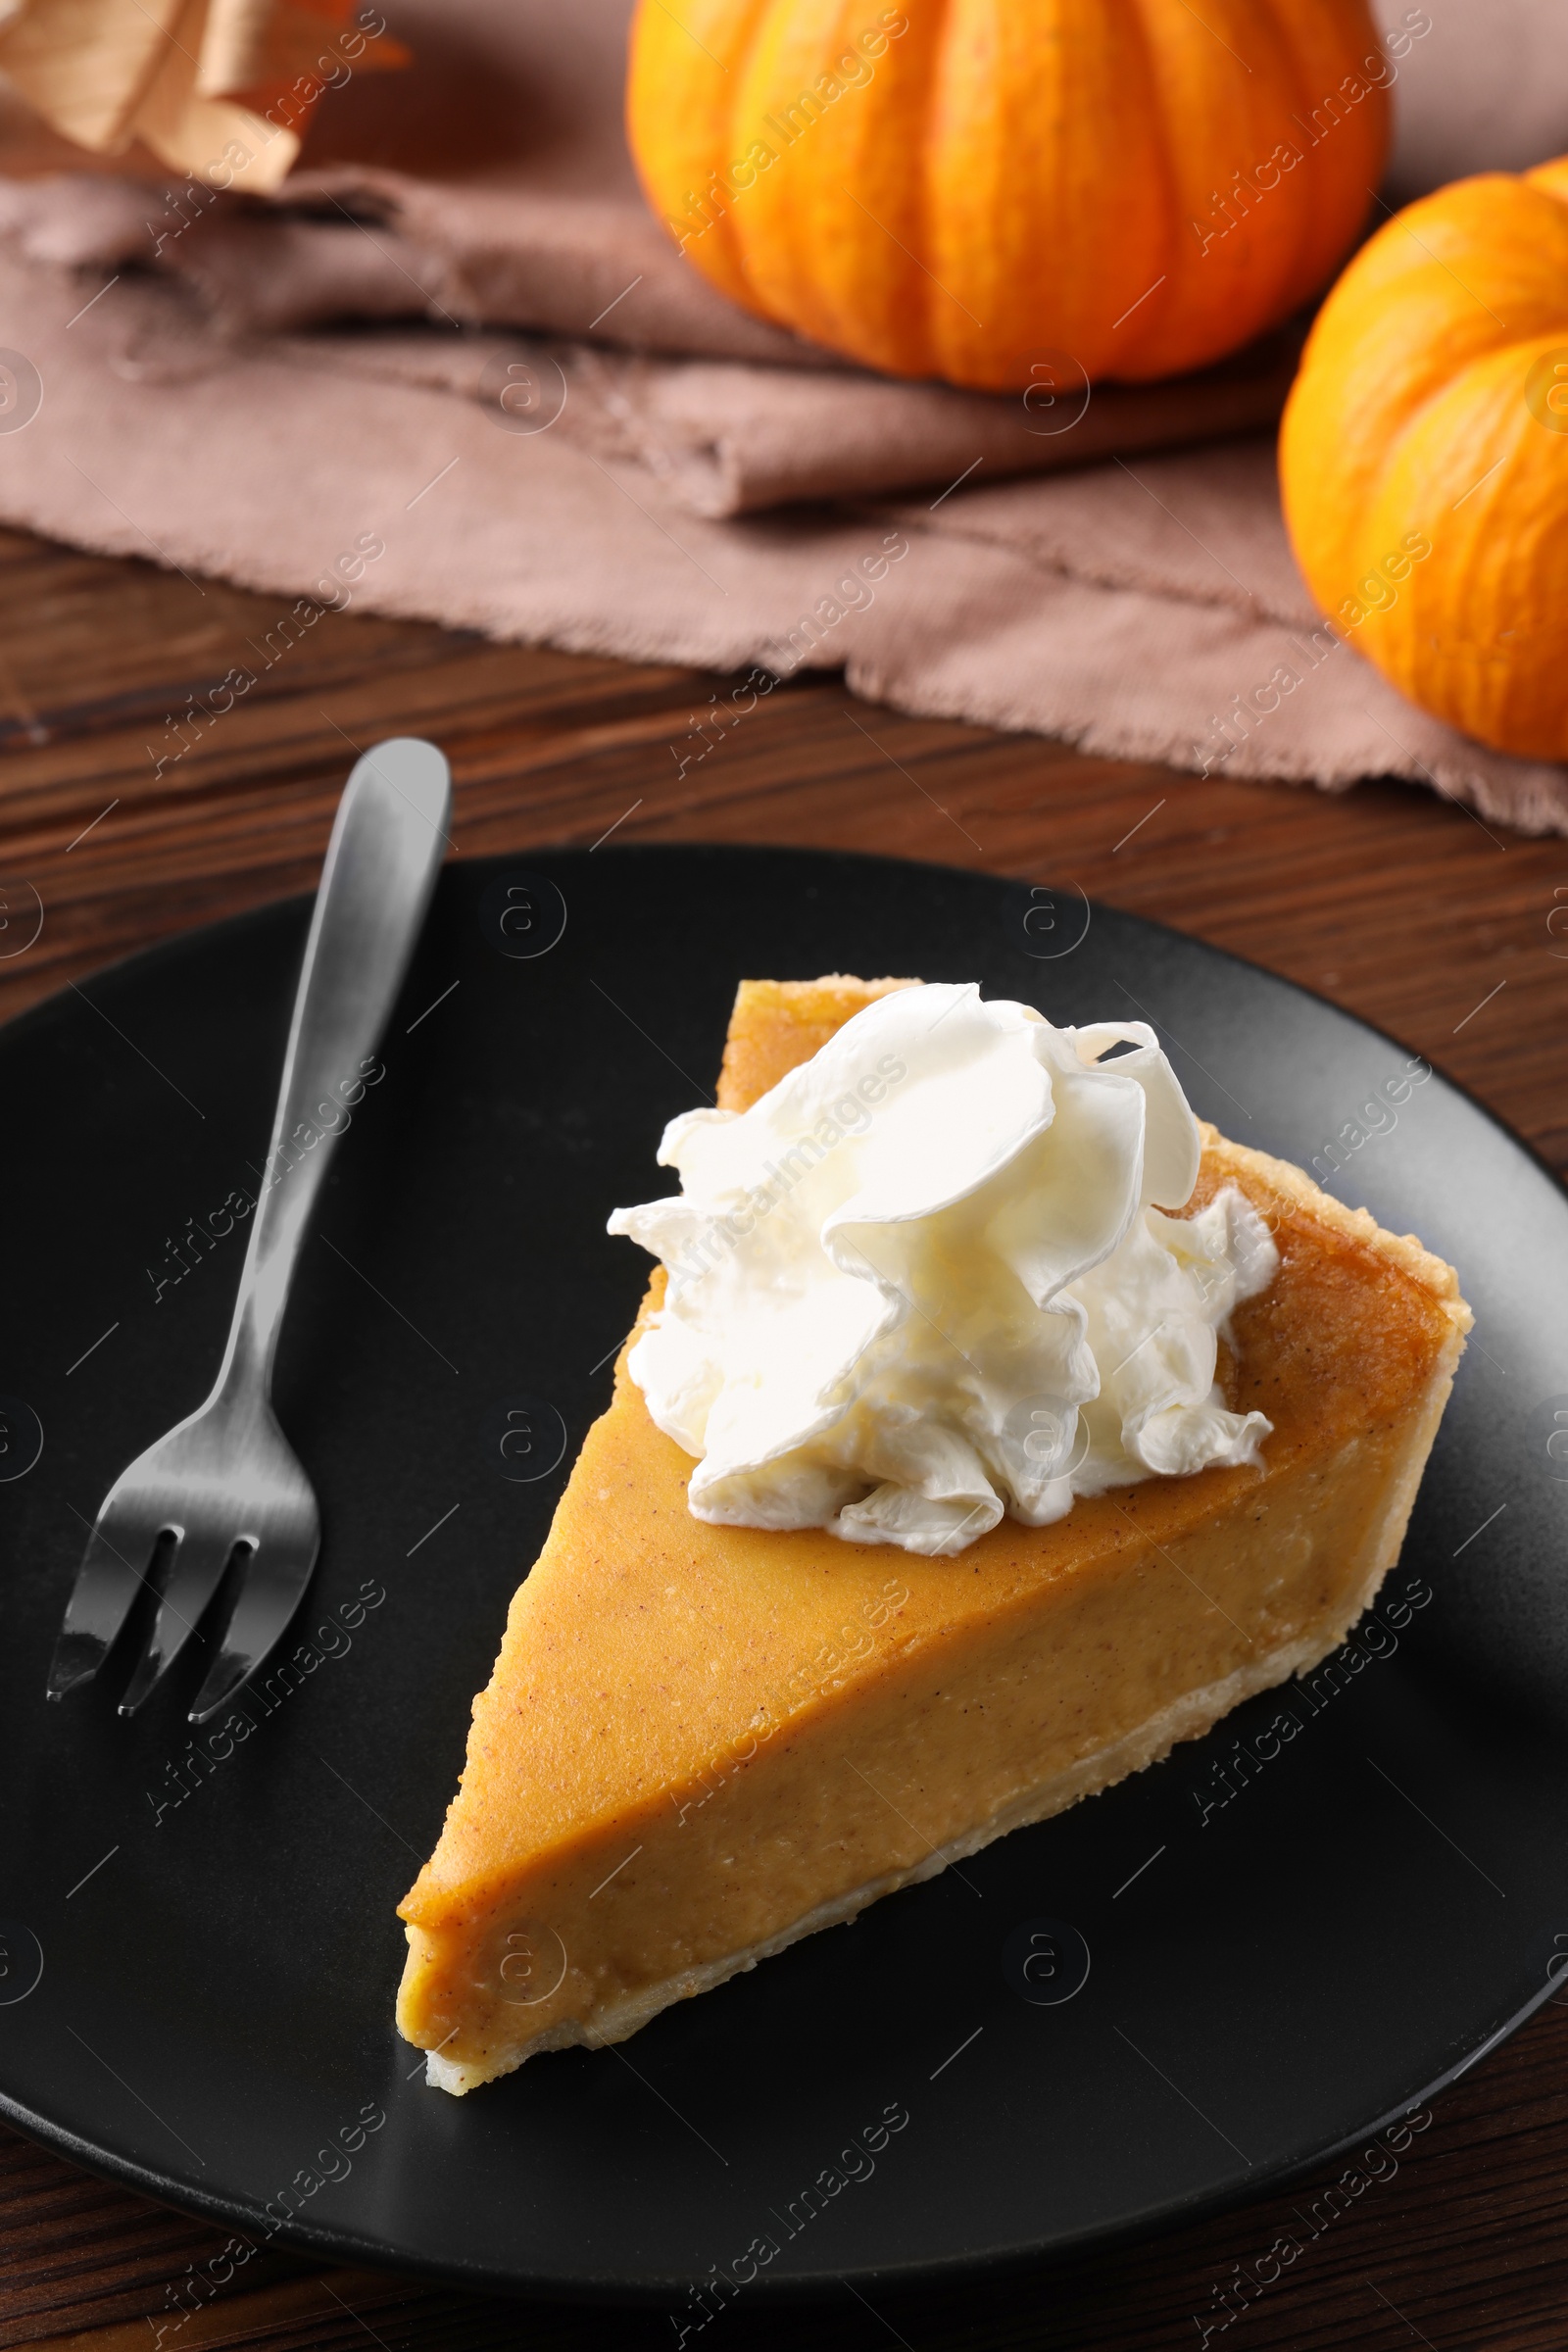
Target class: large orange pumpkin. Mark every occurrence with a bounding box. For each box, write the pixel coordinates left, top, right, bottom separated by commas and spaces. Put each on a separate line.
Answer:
1281, 159, 1568, 762
626, 0, 1391, 392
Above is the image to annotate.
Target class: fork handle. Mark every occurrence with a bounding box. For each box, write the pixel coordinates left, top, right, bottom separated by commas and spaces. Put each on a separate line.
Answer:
216, 739, 452, 1395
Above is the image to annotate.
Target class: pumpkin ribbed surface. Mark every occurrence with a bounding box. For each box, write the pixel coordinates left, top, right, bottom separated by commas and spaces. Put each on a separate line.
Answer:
626, 0, 1389, 391
1281, 158, 1568, 761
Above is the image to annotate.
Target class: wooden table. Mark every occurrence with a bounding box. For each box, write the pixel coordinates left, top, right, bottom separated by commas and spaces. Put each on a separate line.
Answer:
2, 518, 1565, 2352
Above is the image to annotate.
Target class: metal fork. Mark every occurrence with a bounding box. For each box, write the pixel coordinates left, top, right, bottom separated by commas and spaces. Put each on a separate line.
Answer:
46, 737, 452, 1724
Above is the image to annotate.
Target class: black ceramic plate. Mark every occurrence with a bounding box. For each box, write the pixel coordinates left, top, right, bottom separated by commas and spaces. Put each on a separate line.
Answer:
1, 844, 1564, 2304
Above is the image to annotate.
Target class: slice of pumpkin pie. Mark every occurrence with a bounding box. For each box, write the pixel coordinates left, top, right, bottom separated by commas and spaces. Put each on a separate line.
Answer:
397, 976, 1470, 2091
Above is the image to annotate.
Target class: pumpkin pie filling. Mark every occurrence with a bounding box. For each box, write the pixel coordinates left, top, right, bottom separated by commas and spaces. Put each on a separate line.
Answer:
397, 977, 1469, 2091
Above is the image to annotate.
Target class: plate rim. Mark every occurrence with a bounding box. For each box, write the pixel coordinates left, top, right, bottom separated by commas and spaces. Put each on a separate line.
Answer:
20, 835, 1566, 1217
0, 1970, 1558, 2307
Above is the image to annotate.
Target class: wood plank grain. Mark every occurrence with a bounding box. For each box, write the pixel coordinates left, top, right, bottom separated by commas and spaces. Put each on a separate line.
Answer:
0, 530, 1558, 1165
0, 520, 1564, 2352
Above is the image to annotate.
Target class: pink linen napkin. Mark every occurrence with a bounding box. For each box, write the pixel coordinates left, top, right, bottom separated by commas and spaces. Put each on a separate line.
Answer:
0, 0, 1564, 832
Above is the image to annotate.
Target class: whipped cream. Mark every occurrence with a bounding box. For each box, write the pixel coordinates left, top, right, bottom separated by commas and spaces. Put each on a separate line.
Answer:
608, 984, 1278, 1558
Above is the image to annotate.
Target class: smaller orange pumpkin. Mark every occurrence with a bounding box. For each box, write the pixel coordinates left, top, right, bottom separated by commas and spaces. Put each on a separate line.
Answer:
1281, 158, 1568, 762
